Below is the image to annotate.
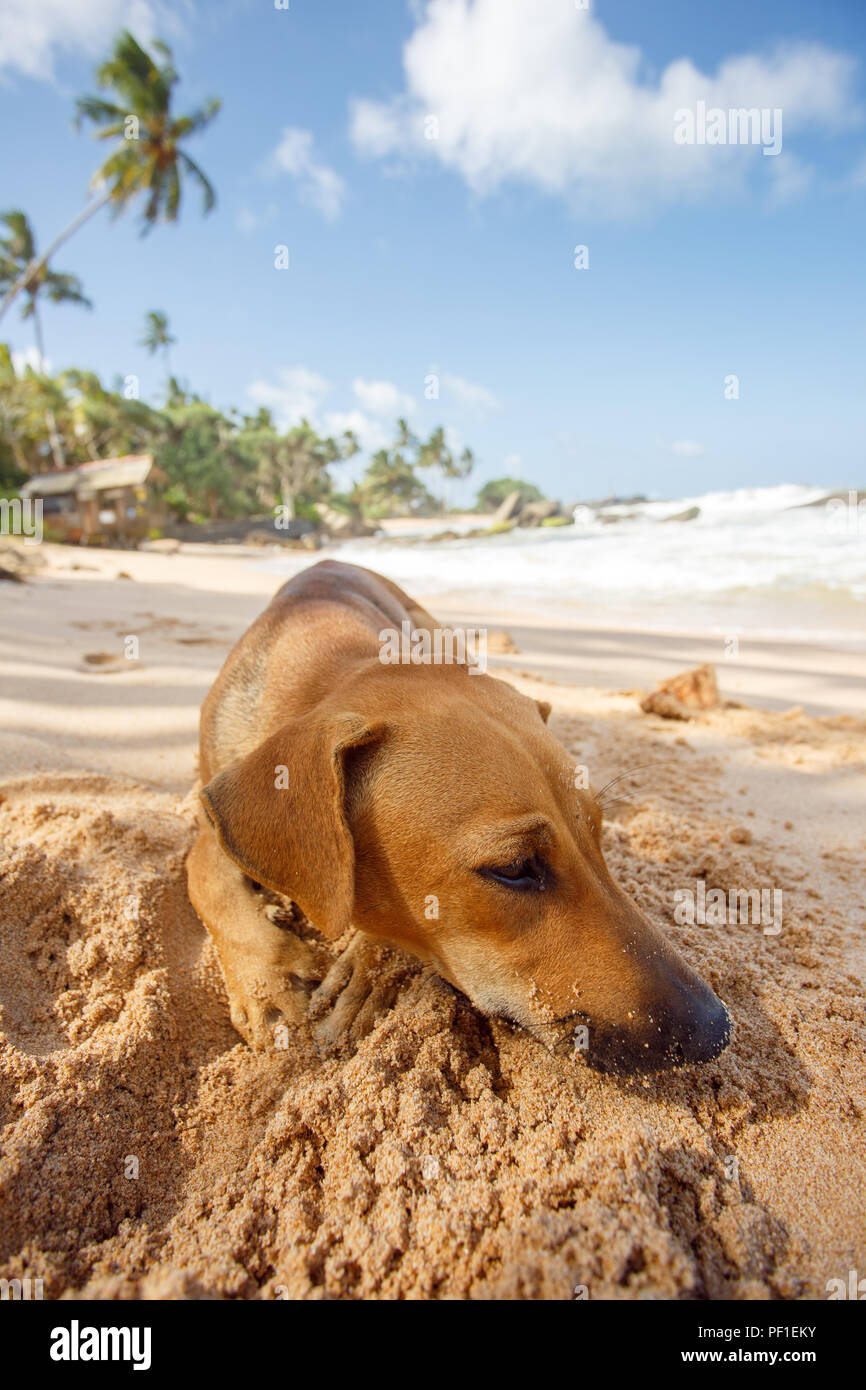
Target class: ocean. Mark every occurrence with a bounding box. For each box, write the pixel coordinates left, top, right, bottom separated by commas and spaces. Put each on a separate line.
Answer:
262, 485, 866, 647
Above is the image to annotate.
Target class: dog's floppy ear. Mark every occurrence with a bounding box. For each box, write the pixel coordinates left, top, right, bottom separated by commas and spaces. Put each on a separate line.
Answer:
199, 711, 383, 939
535, 699, 552, 724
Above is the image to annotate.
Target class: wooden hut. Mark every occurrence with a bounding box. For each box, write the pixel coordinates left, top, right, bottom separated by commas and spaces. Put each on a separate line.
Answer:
19, 455, 166, 544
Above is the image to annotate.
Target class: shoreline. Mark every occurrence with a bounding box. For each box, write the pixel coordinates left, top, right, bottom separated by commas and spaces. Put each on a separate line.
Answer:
3, 543, 864, 730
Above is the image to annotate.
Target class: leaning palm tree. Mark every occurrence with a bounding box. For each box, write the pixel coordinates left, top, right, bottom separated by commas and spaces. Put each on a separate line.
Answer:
0, 211, 91, 369
140, 310, 176, 376
0, 31, 220, 323
0, 211, 91, 467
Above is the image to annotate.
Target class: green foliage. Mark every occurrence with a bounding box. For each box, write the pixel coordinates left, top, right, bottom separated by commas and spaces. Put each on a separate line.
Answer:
0, 211, 92, 330
357, 447, 436, 518
0, 343, 488, 529
475, 476, 543, 511
76, 31, 221, 232
241, 417, 356, 520
0, 453, 25, 494
357, 420, 474, 518
140, 311, 176, 371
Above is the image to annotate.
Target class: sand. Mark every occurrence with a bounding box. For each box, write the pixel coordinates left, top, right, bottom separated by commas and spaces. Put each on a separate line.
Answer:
1, 543, 864, 1300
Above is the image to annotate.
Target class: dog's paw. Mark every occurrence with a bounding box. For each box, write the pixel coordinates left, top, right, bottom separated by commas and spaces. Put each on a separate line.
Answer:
222, 944, 320, 1049
227, 986, 306, 1049
307, 934, 380, 1051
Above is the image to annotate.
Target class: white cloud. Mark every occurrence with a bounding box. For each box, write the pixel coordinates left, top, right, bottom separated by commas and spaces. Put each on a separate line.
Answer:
352, 377, 415, 417
670, 440, 705, 457
0, 0, 184, 83
245, 365, 331, 430
245, 367, 387, 450
442, 372, 499, 411
323, 409, 387, 452
350, 0, 861, 213
265, 127, 346, 221
235, 203, 278, 234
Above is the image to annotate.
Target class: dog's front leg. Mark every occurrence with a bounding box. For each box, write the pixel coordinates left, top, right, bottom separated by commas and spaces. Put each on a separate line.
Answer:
187, 823, 322, 1047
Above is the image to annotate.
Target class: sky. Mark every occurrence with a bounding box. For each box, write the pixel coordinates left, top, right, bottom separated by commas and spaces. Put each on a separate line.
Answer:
1, 0, 865, 505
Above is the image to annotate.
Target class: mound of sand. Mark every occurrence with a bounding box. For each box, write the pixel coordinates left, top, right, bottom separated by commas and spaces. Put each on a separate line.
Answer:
1, 699, 864, 1300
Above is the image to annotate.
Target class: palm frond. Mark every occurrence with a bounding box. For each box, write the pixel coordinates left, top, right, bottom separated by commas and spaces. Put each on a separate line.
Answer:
43, 272, 92, 309
179, 152, 216, 214
93, 31, 176, 116
74, 96, 127, 131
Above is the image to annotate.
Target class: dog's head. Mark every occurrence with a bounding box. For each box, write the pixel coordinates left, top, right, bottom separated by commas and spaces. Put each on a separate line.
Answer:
200, 661, 730, 1074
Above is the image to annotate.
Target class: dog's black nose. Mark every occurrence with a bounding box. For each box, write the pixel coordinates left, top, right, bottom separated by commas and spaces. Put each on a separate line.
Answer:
582, 985, 732, 1074
675, 989, 732, 1064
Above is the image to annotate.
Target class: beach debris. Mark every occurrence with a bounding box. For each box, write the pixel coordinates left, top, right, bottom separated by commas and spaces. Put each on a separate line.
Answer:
80, 651, 141, 674
640, 662, 720, 719
0, 545, 41, 581
140, 537, 181, 554
485, 629, 519, 655
518, 499, 561, 527
492, 489, 524, 525
314, 503, 376, 539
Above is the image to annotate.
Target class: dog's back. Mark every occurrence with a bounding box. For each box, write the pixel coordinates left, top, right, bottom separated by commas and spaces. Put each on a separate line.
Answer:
199, 561, 435, 780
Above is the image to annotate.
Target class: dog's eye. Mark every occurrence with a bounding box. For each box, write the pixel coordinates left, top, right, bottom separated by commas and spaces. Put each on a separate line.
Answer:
481, 855, 546, 891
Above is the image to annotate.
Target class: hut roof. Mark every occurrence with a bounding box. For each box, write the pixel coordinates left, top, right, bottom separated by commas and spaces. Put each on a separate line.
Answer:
20, 455, 156, 498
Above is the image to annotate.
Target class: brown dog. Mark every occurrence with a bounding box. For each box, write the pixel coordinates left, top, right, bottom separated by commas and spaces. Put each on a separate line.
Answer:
187, 560, 731, 1073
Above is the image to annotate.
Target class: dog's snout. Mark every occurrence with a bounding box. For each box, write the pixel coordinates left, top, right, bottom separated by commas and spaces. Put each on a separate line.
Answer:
577, 976, 732, 1075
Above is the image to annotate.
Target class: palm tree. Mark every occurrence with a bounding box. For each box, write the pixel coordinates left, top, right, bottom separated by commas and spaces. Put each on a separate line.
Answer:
416, 425, 474, 511
0, 345, 75, 476
247, 419, 356, 520
0, 212, 91, 368
359, 448, 436, 516
0, 211, 91, 467
140, 310, 176, 377
0, 31, 220, 324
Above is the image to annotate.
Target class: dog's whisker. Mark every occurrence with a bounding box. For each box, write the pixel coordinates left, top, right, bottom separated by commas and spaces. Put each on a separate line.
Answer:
532, 1010, 586, 1029
594, 758, 680, 805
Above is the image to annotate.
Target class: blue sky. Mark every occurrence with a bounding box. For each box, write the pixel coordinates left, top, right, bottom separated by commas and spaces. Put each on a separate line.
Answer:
1, 0, 865, 504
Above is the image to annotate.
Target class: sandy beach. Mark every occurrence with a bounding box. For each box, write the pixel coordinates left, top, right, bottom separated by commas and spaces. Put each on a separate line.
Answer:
1, 542, 864, 1299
